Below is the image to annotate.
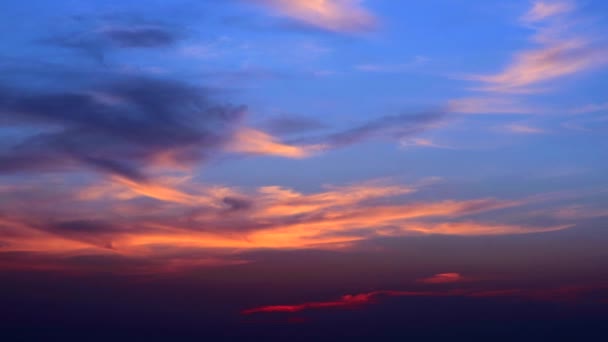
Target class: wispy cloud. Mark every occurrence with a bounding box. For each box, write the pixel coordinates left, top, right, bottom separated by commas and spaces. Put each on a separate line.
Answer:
355, 56, 429, 73
44, 23, 181, 63
570, 102, 608, 114
399, 138, 453, 149
249, 0, 376, 33
242, 283, 608, 315
465, 1, 607, 93
0, 175, 573, 274
504, 123, 545, 134
448, 97, 539, 114
299, 110, 446, 148
521, 1, 574, 23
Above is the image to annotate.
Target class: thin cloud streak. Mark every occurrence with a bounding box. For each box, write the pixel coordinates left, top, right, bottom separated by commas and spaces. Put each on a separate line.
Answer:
465, 1, 607, 93
521, 1, 574, 23
242, 284, 608, 315
505, 123, 545, 134
448, 97, 540, 114
417, 272, 464, 284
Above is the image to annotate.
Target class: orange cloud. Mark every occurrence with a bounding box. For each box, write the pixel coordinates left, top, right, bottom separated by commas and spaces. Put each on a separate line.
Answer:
228, 127, 324, 158
253, 0, 376, 33
0, 178, 577, 273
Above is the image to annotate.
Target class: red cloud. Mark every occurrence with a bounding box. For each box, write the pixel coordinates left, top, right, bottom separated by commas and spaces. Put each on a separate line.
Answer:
242, 290, 464, 315
417, 272, 464, 284
242, 284, 608, 316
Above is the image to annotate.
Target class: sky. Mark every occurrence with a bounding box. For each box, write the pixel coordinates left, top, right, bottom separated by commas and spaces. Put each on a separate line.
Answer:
1, 0, 608, 340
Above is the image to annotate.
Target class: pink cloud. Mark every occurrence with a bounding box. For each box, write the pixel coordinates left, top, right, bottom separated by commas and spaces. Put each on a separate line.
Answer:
418, 272, 464, 284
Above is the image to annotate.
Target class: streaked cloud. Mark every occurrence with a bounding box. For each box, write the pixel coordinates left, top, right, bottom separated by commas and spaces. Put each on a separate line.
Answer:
44, 23, 181, 63
505, 123, 545, 134
250, 0, 376, 33
1, 174, 577, 274
302, 110, 446, 148
404, 221, 570, 236
570, 102, 608, 114
448, 97, 539, 114
468, 40, 605, 93
521, 1, 574, 23
399, 138, 452, 149
242, 283, 608, 315
355, 56, 429, 73
466, 1, 607, 93
242, 290, 460, 314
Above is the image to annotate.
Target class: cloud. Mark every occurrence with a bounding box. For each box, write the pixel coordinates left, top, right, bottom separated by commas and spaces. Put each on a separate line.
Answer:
570, 102, 608, 114
399, 138, 452, 149
242, 284, 608, 315
465, 1, 607, 93
521, 1, 574, 23
309, 110, 446, 148
355, 56, 429, 73
467, 40, 606, 93
0, 173, 581, 274
227, 127, 325, 158
504, 123, 545, 134
0, 76, 245, 181
405, 221, 570, 236
99, 25, 179, 48
249, 0, 376, 33
448, 97, 539, 114
44, 23, 181, 62
0, 178, 556, 255
417, 272, 464, 284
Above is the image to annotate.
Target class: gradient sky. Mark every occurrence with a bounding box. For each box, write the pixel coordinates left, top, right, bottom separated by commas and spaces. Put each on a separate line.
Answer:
1, 0, 608, 340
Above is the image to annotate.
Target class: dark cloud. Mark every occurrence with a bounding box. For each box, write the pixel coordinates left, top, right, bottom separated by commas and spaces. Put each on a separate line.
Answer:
0, 76, 246, 181
47, 220, 121, 233
100, 25, 179, 48
43, 23, 180, 63
223, 197, 254, 212
43, 220, 122, 249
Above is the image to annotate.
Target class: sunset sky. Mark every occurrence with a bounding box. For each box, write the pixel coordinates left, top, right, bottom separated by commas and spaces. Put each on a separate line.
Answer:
1, 0, 608, 340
